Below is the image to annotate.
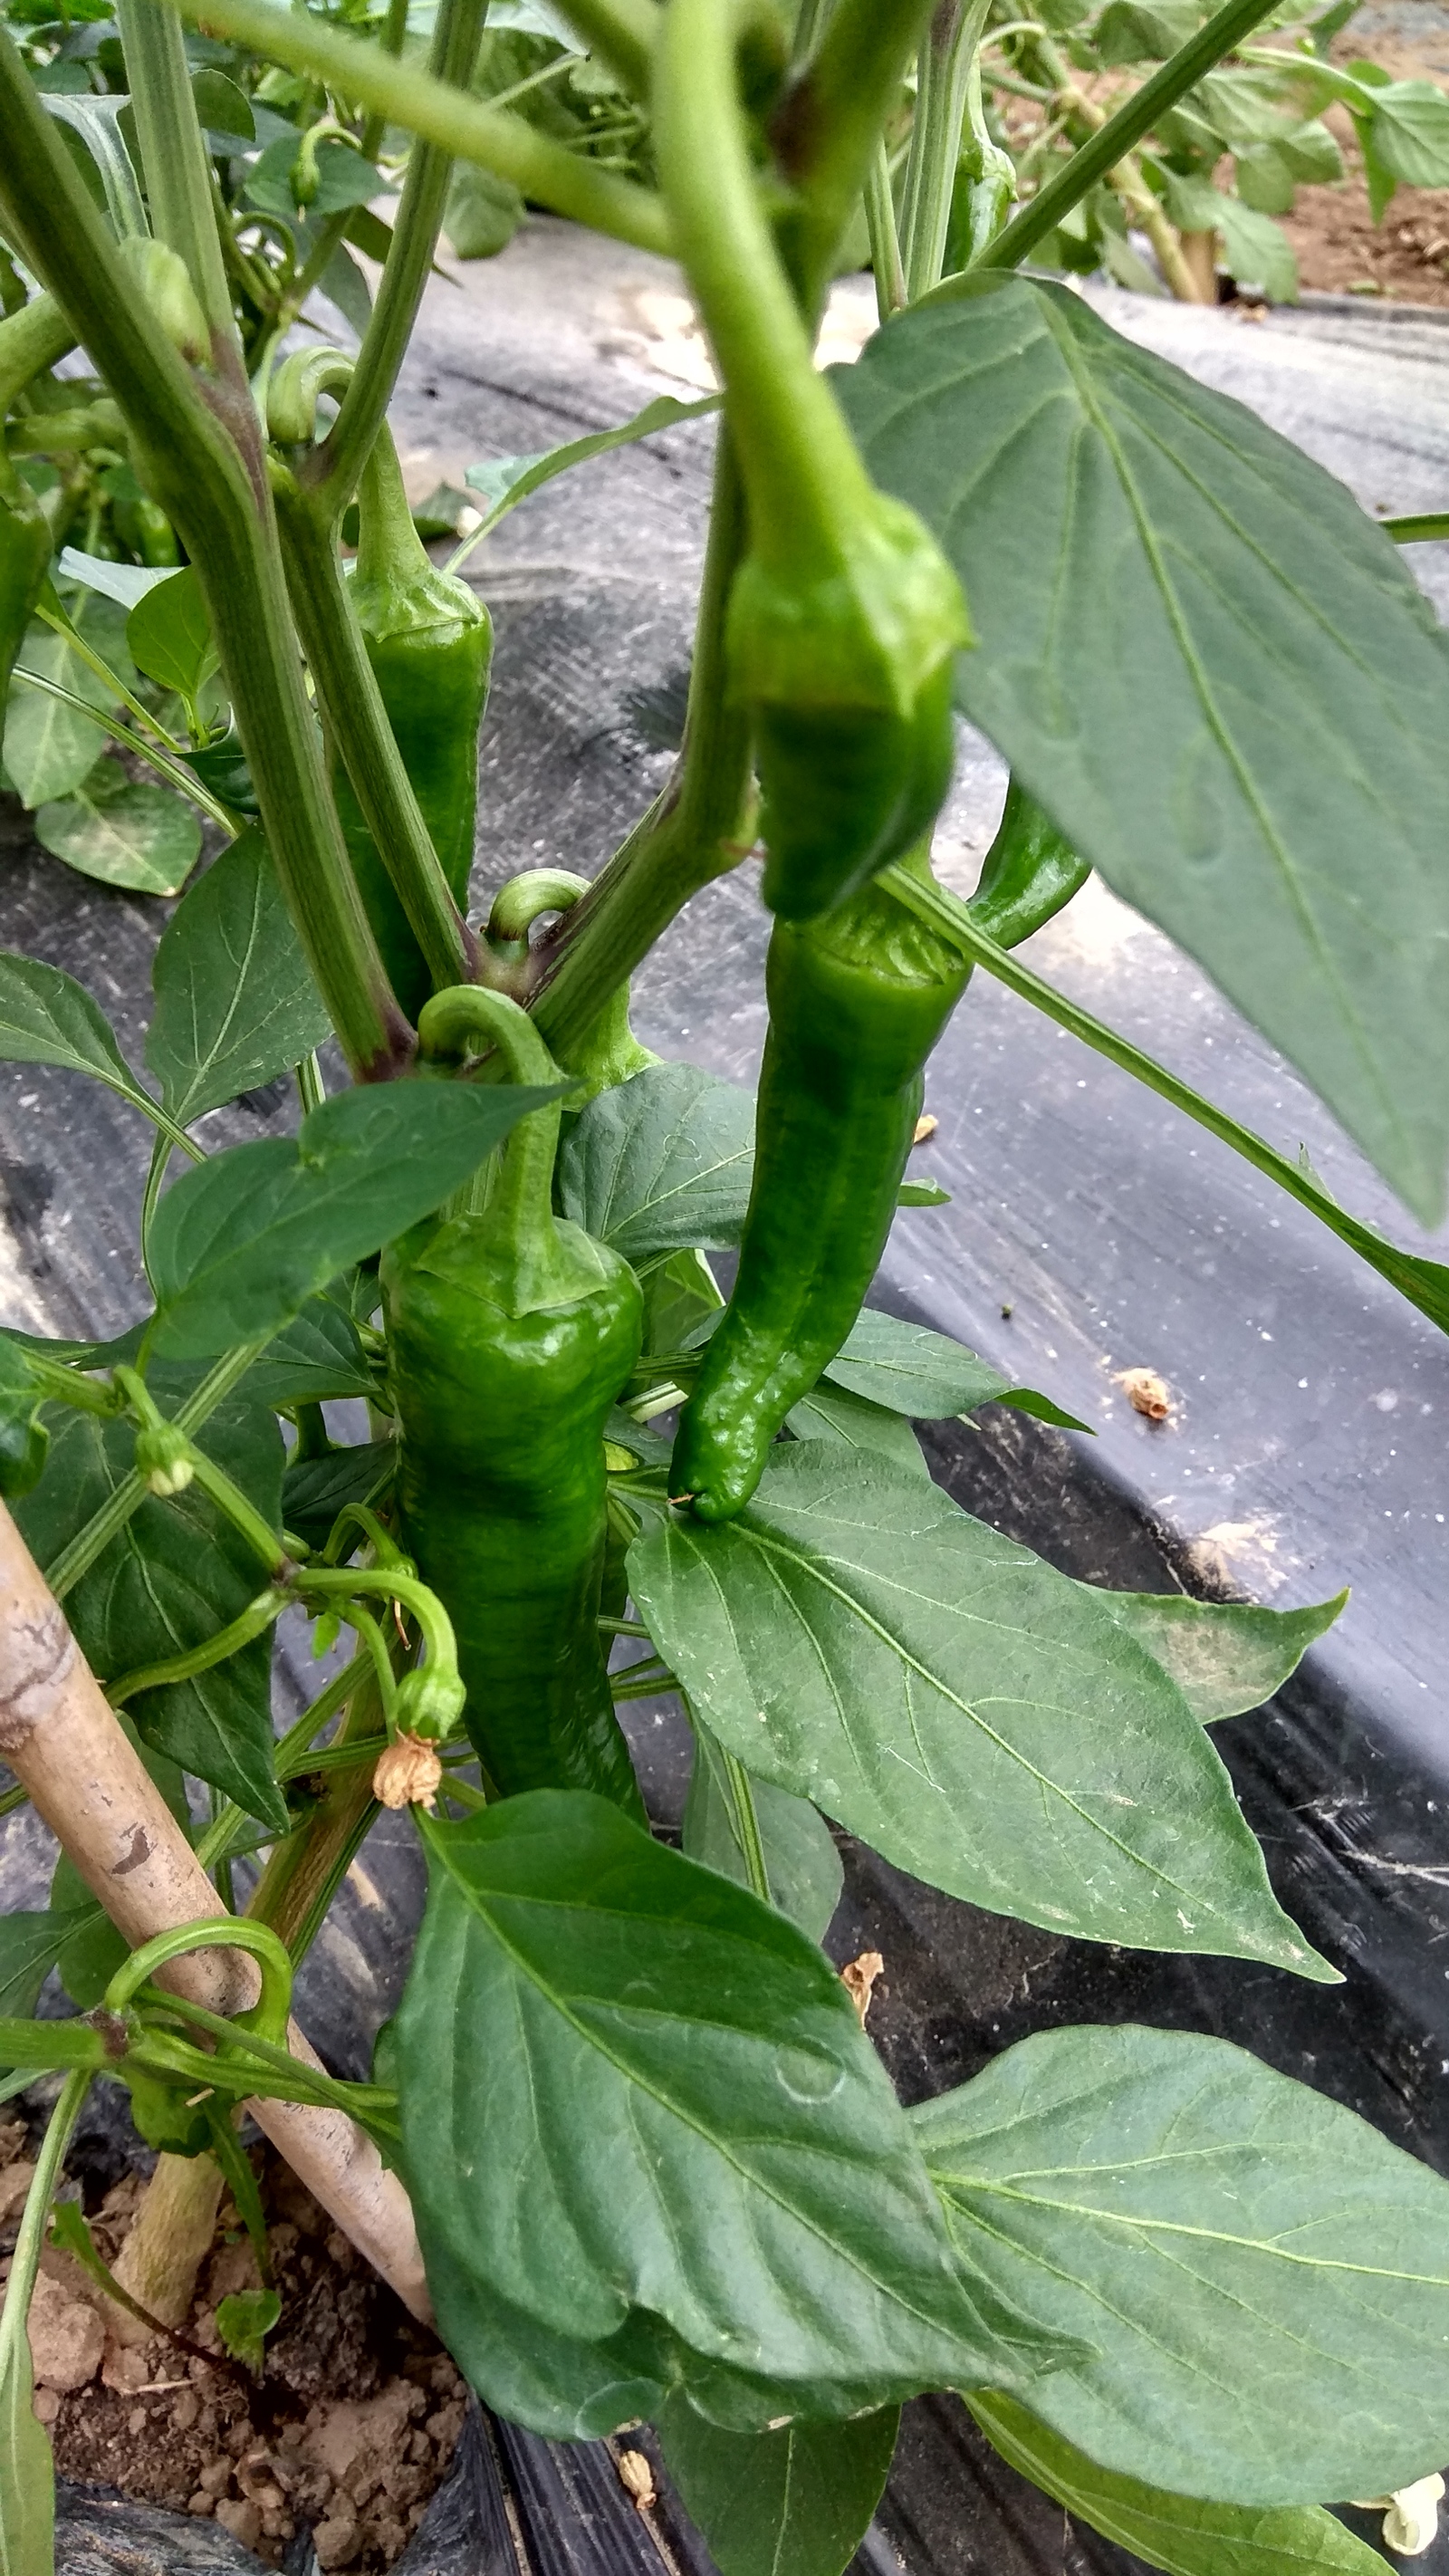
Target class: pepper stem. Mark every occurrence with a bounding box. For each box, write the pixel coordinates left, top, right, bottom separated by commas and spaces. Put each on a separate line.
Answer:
355, 418, 434, 595
417, 985, 571, 1261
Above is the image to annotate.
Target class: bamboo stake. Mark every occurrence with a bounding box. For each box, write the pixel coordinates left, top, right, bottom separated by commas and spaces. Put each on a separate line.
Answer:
0, 1501, 430, 2322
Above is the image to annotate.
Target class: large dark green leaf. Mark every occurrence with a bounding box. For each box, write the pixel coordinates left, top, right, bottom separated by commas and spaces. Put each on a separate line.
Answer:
0, 952, 150, 1114
14, 1383, 287, 1827
786, 1381, 929, 1477
628, 1449, 1330, 1975
283, 1439, 396, 1551
968, 2393, 1387, 2576
838, 278, 1449, 1224
559, 1062, 755, 1260
149, 1081, 558, 1358
1089, 1586, 1346, 1722
146, 828, 331, 1124
395, 1794, 1051, 2431
918, 2023, 1449, 2504
657, 2398, 898, 2576
243, 1287, 377, 1408
682, 1724, 843, 1941
822, 1311, 1010, 1416
36, 760, 201, 898
0, 1909, 91, 2020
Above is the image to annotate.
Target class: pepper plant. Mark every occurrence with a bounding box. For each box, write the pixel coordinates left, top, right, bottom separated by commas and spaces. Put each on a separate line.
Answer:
4, 0, 1449, 2571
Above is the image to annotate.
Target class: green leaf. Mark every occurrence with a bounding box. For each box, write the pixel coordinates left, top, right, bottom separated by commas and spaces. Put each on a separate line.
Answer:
0, 1338, 48, 1501
55, 548, 177, 611
1164, 179, 1299, 300
5, 591, 135, 807
46, 1860, 125, 2012
0, 952, 150, 1112
462, 392, 720, 538
822, 1310, 1012, 1416
244, 1287, 378, 1407
787, 1380, 930, 1477
125, 568, 219, 705
191, 65, 254, 139
968, 2392, 1388, 2576
283, 1438, 396, 1550
628, 1448, 1330, 1975
1366, 79, 1449, 187
14, 1382, 288, 1827
657, 2399, 899, 2576
559, 1062, 755, 1261
641, 1246, 724, 1358
0, 1909, 92, 2022
897, 1176, 950, 1206
445, 161, 524, 256
43, 91, 146, 235
146, 828, 331, 1125
0, 2217, 56, 2576
316, 240, 372, 337
149, 1080, 559, 1360
916, 2022, 1449, 2504
1089, 1585, 1347, 1721
1095, 0, 1200, 62
396, 1794, 1050, 2432
1194, 68, 1301, 146
35, 758, 201, 897
244, 130, 392, 217
215, 2287, 281, 2373
683, 1725, 843, 1942
839, 278, 1449, 1225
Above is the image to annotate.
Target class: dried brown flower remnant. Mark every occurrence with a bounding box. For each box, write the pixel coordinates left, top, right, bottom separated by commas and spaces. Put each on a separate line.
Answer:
617, 2448, 657, 2511
840, 1950, 885, 2025
1117, 1367, 1172, 1422
372, 1735, 443, 1812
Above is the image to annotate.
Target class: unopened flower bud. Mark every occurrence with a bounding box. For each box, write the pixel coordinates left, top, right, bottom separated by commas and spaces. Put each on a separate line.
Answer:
133, 1422, 196, 1496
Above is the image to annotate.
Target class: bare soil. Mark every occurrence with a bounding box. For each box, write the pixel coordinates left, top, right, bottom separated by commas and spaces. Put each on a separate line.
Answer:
0, 2117, 466, 2573
1282, 166, 1449, 305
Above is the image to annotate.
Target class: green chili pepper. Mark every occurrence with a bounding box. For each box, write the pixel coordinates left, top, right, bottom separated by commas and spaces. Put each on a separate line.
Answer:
966, 774, 1090, 947
381, 987, 646, 1815
733, 500, 970, 928
485, 868, 658, 1101
0, 463, 51, 733
331, 428, 493, 1023
670, 850, 969, 1523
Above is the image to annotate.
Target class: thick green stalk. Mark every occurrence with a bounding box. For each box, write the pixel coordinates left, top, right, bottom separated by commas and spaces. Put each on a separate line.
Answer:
530, 434, 753, 1053
864, 144, 907, 318
44, 1340, 270, 1598
0, 292, 73, 409
114, 0, 236, 351
653, 0, 875, 577
312, 0, 487, 515
772, 0, 936, 287
0, 28, 410, 1081
971, 0, 1286, 270
879, 860, 1449, 1341
158, 0, 671, 255
898, 0, 988, 302
553, 0, 658, 100
273, 463, 479, 994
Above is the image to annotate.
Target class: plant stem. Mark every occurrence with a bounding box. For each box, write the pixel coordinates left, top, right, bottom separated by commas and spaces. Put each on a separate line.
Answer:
107, 1587, 289, 1706
971, 0, 1286, 270
273, 464, 480, 991
108, 2151, 225, 2337
899, 0, 988, 302
530, 433, 753, 1053
34, 597, 187, 750
158, 0, 671, 255
0, 291, 73, 409
879, 862, 1449, 1341
0, 2065, 90, 2500
773, 0, 936, 289
653, 0, 881, 575
0, 28, 411, 1083
360, 0, 410, 159
312, 0, 487, 516
720, 1744, 771, 1902
247, 1662, 388, 1959
1023, 31, 1204, 301
864, 143, 907, 318
553, 0, 658, 98
114, 0, 237, 351
45, 1338, 268, 1599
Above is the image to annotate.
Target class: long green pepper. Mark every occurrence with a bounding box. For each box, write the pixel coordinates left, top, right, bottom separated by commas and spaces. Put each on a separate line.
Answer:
381, 988, 646, 1815
671, 850, 969, 1522
331, 428, 493, 1023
